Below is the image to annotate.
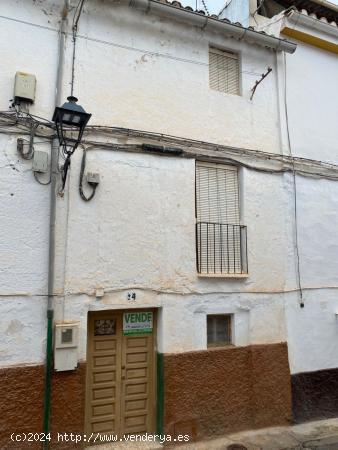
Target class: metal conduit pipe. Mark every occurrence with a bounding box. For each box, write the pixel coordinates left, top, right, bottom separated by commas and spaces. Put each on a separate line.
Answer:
127, 0, 297, 53
43, 1, 69, 449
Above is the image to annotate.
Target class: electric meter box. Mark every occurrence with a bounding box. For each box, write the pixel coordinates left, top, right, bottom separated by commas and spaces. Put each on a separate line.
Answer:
14, 72, 36, 103
33, 151, 48, 173
54, 323, 79, 371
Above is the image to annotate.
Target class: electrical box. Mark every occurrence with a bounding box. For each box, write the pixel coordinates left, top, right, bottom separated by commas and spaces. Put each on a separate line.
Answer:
33, 151, 48, 173
14, 72, 36, 104
86, 172, 100, 186
54, 323, 79, 371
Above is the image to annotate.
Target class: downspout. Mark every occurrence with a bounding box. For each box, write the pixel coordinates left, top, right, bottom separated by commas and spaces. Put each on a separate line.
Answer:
43, 1, 69, 448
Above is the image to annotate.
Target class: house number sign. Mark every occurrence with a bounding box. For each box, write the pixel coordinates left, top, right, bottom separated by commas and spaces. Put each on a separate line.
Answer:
123, 312, 153, 335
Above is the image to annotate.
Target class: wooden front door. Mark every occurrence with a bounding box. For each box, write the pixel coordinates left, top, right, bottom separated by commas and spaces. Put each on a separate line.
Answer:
85, 310, 156, 438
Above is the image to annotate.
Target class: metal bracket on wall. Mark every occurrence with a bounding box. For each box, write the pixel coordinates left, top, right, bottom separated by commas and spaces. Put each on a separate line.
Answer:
250, 67, 272, 100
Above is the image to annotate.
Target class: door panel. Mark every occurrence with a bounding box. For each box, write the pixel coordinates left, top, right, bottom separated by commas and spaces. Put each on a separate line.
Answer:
120, 334, 154, 435
85, 310, 156, 438
86, 313, 122, 436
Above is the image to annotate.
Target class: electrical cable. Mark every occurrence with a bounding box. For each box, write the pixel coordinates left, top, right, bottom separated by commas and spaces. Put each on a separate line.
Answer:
4, 110, 338, 181
4, 283, 338, 299
201, 0, 210, 15
71, 0, 86, 96
283, 51, 304, 307
79, 146, 97, 201
218, 0, 233, 17
3, 105, 338, 187
60, 141, 78, 191
34, 170, 52, 185
81, 126, 338, 179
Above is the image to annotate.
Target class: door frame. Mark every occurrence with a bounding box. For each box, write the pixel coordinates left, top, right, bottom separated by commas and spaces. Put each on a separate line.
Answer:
84, 308, 158, 437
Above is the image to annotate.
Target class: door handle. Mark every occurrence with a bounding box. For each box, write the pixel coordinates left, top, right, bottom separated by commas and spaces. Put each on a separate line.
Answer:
122, 365, 126, 380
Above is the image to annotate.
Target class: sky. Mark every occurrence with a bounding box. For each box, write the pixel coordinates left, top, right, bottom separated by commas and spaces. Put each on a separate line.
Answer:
181, 0, 338, 15
181, 0, 226, 15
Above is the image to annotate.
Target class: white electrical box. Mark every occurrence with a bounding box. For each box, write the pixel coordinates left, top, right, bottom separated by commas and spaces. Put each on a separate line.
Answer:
14, 72, 36, 103
54, 323, 79, 371
33, 151, 48, 173
86, 172, 100, 185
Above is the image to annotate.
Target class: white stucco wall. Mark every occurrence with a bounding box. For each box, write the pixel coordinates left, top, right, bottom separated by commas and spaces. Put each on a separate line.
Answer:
1, 0, 338, 378
284, 42, 338, 164
72, 1, 281, 152
275, 18, 338, 374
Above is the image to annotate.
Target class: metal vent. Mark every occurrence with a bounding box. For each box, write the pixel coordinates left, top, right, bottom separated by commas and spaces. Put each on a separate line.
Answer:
209, 47, 240, 95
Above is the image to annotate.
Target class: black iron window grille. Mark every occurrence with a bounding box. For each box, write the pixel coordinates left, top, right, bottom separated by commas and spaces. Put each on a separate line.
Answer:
196, 222, 247, 274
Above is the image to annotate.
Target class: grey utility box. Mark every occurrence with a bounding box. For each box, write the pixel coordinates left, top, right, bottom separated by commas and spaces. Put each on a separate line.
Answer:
54, 323, 79, 371
14, 72, 36, 103
32, 151, 48, 173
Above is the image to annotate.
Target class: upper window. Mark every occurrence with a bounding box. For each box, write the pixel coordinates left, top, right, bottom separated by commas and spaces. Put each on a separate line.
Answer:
195, 162, 247, 275
209, 47, 240, 96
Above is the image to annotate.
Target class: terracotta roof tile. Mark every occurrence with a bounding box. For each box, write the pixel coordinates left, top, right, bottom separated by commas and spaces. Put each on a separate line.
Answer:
297, 7, 338, 26
148, 0, 297, 52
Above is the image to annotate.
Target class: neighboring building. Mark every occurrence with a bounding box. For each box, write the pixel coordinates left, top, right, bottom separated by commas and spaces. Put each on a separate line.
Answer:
0, 0, 337, 448
253, 0, 338, 424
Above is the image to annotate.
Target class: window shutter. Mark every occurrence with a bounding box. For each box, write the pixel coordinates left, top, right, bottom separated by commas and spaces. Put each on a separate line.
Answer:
209, 48, 239, 95
196, 162, 239, 225
196, 162, 244, 274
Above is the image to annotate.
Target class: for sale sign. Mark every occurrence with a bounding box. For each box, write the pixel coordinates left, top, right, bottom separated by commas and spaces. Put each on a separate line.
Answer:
123, 311, 153, 335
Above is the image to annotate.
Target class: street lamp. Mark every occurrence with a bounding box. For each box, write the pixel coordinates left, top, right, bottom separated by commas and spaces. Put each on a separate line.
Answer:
52, 95, 91, 149
52, 96, 91, 190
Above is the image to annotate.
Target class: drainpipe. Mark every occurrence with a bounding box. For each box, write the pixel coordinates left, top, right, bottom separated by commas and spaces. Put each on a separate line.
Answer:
43, 2, 69, 448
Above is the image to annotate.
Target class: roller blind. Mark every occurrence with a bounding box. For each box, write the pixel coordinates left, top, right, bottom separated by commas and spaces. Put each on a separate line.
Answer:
196, 162, 239, 225
195, 162, 242, 274
209, 47, 240, 95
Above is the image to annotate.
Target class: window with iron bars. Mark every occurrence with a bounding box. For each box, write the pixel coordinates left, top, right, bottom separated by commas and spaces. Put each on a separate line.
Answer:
195, 162, 248, 275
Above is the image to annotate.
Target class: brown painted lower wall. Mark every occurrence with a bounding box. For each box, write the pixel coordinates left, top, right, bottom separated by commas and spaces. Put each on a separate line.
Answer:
164, 343, 292, 440
6, 344, 338, 448
292, 367, 338, 423
0, 363, 86, 450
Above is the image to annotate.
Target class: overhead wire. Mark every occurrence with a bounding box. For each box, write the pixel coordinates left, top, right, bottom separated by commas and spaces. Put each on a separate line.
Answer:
283, 51, 304, 307
71, 0, 86, 96
201, 0, 210, 15
2, 109, 338, 190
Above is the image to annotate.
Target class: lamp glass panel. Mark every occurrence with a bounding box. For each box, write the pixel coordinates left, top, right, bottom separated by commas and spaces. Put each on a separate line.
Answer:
72, 116, 81, 124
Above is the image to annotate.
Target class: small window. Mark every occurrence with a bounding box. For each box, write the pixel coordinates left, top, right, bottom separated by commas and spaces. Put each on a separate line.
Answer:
207, 315, 232, 347
209, 47, 240, 95
94, 319, 116, 336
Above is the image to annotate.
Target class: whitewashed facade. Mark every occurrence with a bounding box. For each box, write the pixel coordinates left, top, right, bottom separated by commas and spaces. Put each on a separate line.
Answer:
0, 0, 337, 444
